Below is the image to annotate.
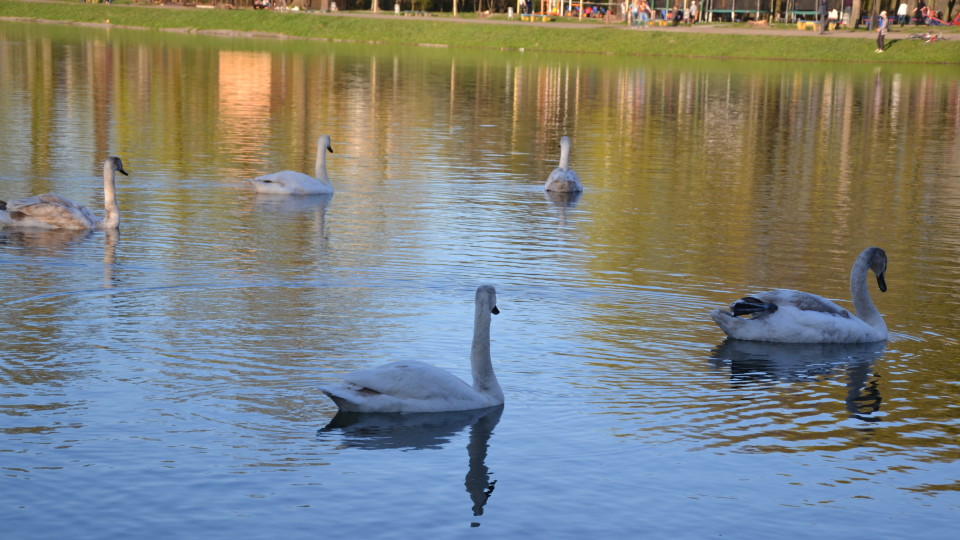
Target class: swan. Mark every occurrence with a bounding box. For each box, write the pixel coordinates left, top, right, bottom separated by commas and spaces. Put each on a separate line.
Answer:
322, 285, 504, 413
544, 136, 582, 193
251, 135, 335, 195
0, 157, 127, 230
710, 247, 888, 343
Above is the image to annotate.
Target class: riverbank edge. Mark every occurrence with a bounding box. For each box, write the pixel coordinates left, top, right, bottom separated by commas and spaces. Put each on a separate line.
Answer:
2, 0, 958, 64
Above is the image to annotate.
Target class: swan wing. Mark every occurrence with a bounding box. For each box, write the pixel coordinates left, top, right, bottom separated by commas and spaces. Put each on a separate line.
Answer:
545, 168, 582, 192
341, 361, 477, 401
251, 171, 333, 195
323, 361, 492, 413
712, 290, 882, 343
753, 289, 852, 317
4, 193, 98, 229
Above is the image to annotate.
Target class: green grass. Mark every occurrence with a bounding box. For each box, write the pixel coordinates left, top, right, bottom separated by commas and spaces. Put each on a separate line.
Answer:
2, 0, 958, 64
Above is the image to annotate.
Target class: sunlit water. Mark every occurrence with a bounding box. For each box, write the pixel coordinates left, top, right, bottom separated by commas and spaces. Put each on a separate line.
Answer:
1, 20, 959, 538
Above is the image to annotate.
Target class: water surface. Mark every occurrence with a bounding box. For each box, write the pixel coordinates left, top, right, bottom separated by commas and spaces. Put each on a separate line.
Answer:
1, 20, 958, 538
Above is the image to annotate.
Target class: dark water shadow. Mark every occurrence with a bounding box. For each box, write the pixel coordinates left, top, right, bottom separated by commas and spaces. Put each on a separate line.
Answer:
710, 340, 886, 422
319, 405, 503, 521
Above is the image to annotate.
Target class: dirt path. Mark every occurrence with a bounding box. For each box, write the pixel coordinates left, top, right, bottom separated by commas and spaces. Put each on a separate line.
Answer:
322, 10, 928, 40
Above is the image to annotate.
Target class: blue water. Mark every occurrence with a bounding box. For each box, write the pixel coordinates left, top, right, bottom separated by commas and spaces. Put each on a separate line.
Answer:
1, 20, 958, 539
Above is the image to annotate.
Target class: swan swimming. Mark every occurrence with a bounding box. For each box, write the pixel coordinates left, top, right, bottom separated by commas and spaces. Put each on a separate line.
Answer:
544, 136, 582, 193
251, 135, 335, 195
322, 285, 504, 413
710, 247, 888, 343
0, 157, 128, 230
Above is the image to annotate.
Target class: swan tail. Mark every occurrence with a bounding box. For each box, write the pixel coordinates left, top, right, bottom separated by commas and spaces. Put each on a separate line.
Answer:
730, 297, 778, 318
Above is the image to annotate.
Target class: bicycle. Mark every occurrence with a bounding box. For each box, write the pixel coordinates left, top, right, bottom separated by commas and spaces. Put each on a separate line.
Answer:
907, 29, 946, 43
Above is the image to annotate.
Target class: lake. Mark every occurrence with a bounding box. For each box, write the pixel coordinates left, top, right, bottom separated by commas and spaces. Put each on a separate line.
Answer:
1, 19, 958, 539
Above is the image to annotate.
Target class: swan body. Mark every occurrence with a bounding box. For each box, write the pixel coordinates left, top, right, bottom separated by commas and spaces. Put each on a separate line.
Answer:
544, 136, 582, 193
0, 157, 127, 230
251, 135, 334, 195
322, 285, 504, 413
710, 247, 888, 343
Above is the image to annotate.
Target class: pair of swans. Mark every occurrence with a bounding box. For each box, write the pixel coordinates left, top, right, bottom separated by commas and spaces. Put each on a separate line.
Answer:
250, 135, 335, 195
252, 133, 573, 195
328, 249, 889, 415
1, 157, 128, 230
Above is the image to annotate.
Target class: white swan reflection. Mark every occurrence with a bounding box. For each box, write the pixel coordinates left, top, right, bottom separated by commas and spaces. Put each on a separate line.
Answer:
319, 405, 502, 520
710, 339, 885, 421
253, 193, 333, 239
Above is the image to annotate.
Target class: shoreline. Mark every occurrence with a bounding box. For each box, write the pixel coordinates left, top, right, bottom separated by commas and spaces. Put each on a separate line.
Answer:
1, 0, 958, 64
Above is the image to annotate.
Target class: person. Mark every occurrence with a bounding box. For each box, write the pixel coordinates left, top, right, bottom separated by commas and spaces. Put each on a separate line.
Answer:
876, 10, 888, 52
915, 0, 925, 25
690, 1, 698, 23
638, 0, 651, 27
818, 0, 829, 34
828, 7, 838, 28
897, 1, 908, 26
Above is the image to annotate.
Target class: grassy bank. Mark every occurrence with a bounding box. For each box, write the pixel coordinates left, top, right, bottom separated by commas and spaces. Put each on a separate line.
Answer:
2, 0, 958, 63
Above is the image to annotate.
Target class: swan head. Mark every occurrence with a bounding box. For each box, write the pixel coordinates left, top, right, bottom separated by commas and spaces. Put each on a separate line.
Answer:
865, 247, 887, 292
107, 156, 128, 176
319, 135, 334, 154
477, 285, 499, 315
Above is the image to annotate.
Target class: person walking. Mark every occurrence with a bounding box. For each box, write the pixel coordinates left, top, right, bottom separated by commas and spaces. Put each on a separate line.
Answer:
818, 0, 829, 34
897, 1, 908, 26
876, 10, 889, 52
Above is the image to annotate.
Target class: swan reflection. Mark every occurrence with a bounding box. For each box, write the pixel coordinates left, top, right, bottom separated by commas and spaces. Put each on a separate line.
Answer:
319, 405, 502, 521
0, 227, 94, 252
710, 339, 885, 421
544, 190, 581, 230
253, 193, 333, 239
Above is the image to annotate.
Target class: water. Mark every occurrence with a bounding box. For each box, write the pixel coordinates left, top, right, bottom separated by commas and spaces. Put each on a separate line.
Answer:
1, 20, 959, 538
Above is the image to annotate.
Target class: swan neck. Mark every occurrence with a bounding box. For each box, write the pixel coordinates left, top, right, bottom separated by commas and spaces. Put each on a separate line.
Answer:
101, 164, 120, 229
558, 141, 571, 170
850, 251, 884, 330
471, 303, 502, 400
315, 141, 329, 184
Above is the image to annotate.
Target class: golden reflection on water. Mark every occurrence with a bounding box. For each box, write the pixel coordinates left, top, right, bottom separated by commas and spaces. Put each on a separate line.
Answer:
1, 20, 959, 484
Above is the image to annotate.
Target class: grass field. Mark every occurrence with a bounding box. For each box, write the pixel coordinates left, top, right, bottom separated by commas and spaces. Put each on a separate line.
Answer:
1, 0, 958, 63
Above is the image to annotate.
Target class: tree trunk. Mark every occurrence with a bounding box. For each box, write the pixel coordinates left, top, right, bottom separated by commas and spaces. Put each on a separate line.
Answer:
851, 0, 862, 28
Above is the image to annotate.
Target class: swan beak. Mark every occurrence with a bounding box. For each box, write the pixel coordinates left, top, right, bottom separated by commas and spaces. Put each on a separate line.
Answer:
877, 273, 887, 293
327, 145, 334, 154
491, 306, 500, 315
117, 167, 129, 176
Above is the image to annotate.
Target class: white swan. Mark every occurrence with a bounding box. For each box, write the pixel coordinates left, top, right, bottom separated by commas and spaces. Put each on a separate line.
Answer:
0, 157, 127, 230
322, 285, 504, 413
544, 136, 583, 193
251, 135, 335, 195
710, 247, 888, 343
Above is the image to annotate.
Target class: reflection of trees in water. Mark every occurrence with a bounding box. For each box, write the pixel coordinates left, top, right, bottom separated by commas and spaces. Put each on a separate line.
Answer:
319, 405, 503, 523
710, 339, 885, 422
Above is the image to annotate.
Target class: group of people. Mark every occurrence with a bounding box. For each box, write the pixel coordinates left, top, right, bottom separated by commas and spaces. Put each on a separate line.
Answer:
906, 1, 946, 25
628, 0, 698, 27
